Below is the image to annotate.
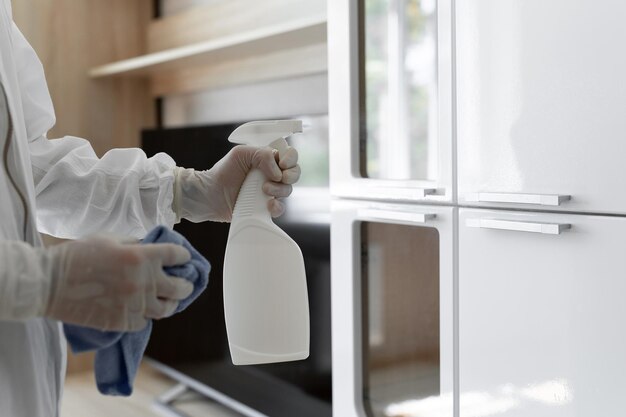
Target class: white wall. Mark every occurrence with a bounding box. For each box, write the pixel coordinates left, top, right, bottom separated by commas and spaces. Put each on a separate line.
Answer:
159, 0, 329, 127
161, 0, 220, 16
163, 74, 328, 127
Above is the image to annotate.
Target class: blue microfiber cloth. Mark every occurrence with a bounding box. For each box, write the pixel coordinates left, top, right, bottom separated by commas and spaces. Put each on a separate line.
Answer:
63, 225, 210, 396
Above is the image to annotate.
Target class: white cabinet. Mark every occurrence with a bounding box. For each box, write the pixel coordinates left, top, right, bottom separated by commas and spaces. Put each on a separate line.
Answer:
459, 208, 626, 416
332, 200, 454, 417
456, 0, 626, 214
331, 1, 626, 416
329, 0, 454, 203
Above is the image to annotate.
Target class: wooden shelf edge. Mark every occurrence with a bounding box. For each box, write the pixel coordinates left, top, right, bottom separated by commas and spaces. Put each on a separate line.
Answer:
150, 43, 328, 96
151, 64, 327, 98
89, 15, 327, 78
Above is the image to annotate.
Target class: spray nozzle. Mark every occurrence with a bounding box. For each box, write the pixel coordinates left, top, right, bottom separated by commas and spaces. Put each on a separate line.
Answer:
228, 120, 303, 152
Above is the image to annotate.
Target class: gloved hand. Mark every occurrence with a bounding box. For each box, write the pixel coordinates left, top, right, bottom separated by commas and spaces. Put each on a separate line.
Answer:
173, 144, 301, 223
43, 236, 194, 332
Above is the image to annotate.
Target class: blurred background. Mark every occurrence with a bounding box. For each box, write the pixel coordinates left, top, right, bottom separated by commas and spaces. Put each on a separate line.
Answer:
13, 1, 330, 416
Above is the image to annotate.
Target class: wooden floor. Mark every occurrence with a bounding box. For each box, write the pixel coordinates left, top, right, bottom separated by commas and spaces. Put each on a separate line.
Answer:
61, 362, 242, 417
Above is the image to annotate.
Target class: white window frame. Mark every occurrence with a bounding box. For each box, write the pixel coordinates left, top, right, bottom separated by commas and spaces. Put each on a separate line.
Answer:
331, 199, 455, 417
328, 0, 455, 204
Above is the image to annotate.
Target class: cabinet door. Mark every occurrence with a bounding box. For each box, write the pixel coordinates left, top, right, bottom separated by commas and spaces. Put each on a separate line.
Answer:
459, 208, 626, 416
332, 201, 454, 417
456, 0, 626, 214
328, 0, 454, 203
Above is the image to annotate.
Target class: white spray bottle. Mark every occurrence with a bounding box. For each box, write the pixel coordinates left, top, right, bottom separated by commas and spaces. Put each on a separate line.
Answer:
223, 120, 310, 365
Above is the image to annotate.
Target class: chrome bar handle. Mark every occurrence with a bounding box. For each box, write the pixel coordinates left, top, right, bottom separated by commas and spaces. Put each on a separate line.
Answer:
466, 218, 572, 235
352, 187, 438, 199
359, 209, 436, 224
465, 192, 571, 206
411, 188, 438, 199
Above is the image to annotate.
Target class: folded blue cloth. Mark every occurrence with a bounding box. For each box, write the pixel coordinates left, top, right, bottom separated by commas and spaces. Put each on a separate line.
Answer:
63, 226, 210, 396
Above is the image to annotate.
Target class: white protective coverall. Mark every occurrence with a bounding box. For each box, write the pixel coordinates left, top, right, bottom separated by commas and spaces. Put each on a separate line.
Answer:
0, 2, 301, 414
0, 2, 177, 416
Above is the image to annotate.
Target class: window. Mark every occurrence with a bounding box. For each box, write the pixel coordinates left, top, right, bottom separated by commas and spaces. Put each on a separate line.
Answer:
360, 0, 438, 181
361, 222, 440, 417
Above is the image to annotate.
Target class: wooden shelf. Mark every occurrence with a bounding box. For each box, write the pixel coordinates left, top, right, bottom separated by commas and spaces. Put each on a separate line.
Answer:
89, 15, 327, 78
150, 43, 327, 97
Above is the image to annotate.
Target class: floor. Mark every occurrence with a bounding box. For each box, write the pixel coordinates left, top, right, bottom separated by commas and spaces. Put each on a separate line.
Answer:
61, 362, 243, 417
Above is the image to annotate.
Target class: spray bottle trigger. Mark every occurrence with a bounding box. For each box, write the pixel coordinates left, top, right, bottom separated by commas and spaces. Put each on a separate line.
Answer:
269, 137, 289, 160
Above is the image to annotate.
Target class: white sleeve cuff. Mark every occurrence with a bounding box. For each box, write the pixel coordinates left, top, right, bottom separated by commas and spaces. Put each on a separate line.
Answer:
0, 241, 50, 320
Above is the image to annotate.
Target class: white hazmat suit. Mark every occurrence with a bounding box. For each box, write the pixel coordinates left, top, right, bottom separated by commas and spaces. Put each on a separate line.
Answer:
0, 2, 301, 416
0, 2, 181, 415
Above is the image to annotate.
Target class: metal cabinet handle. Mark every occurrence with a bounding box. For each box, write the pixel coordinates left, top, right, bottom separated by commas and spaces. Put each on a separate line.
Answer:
368, 187, 438, 200
412, 188, 438, 199
359, 209, 436, 224
466, 218, 571, 235
466, 192, 571, 206
335, 186, 440, 200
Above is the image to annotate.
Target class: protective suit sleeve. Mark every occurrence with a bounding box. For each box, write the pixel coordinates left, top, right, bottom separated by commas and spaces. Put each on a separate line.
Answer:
29, 139, 178, 239
0, 240, 50, 320
11, 23, 178, 239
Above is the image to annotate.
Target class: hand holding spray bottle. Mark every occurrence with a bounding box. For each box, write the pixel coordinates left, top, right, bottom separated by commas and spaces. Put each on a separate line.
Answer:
223, 120, 310, 365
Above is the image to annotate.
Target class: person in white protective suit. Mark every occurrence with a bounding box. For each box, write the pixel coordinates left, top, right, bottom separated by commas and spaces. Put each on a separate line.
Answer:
0, 3, 301, 416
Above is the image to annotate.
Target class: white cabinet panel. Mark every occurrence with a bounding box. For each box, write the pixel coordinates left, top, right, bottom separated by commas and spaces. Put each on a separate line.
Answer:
332, 200, 454, 417
329, 0, 454, 203
459, 208, 626, 416
456, 0, 626, 214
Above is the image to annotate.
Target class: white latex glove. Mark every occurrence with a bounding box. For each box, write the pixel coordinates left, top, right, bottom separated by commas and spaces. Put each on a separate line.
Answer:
173, 144, 301, 223
42, 236, 194, 332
